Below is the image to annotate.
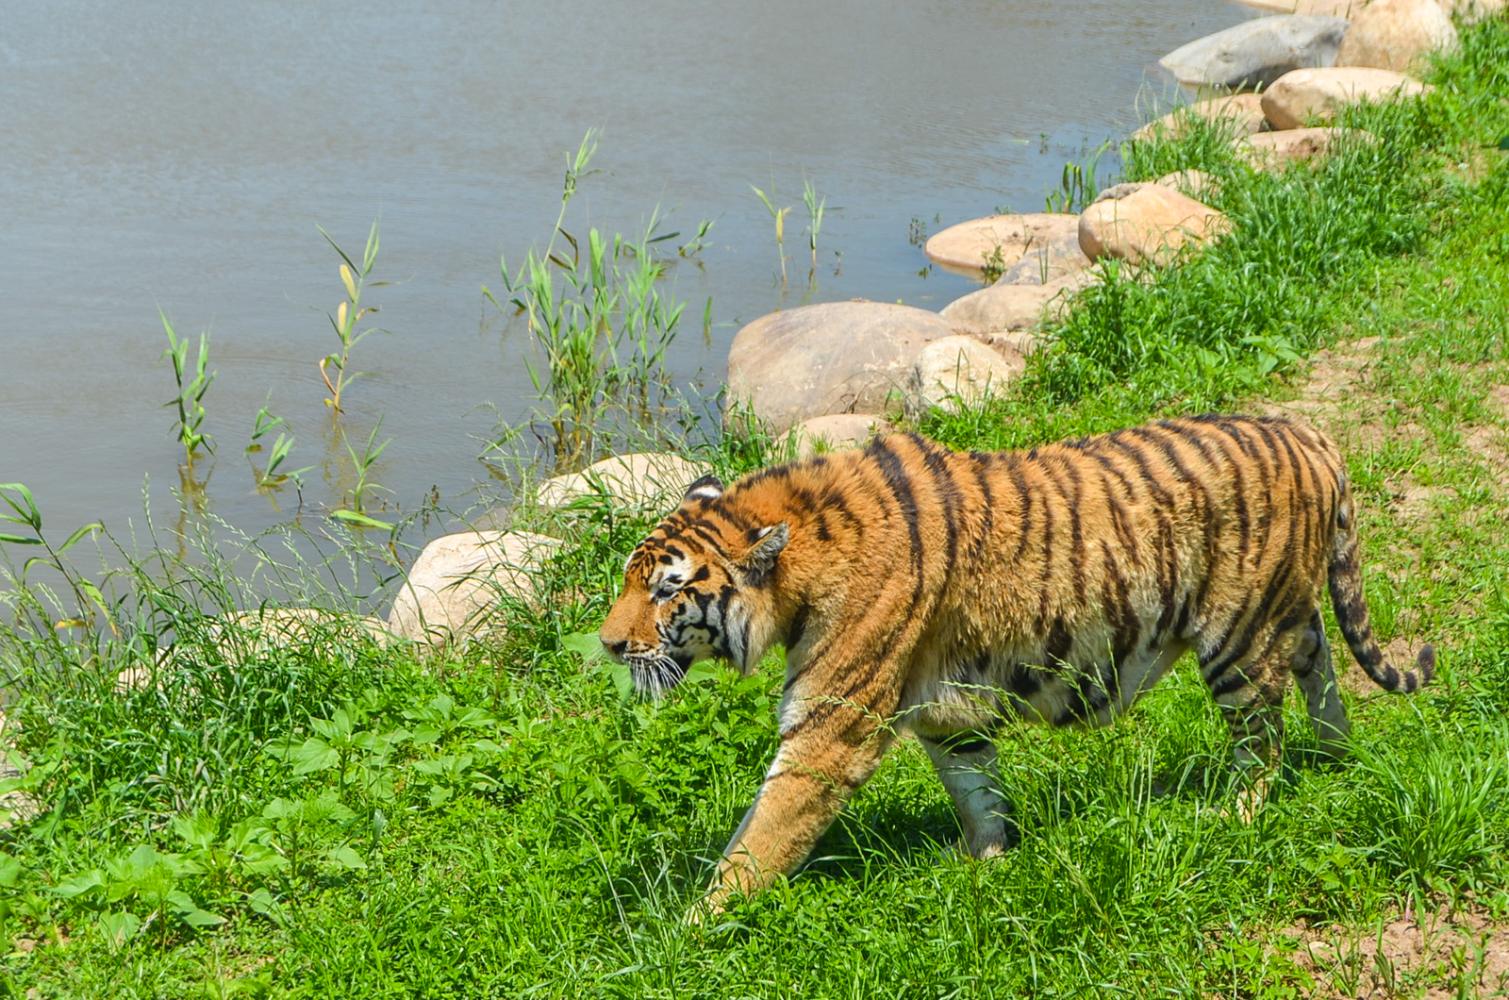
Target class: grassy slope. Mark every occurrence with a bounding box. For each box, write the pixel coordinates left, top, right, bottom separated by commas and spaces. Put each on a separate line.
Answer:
4, 18, 1509, 999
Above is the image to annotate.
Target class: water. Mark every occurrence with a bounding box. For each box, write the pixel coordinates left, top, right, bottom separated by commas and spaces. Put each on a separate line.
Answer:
0, 0, 1249, 543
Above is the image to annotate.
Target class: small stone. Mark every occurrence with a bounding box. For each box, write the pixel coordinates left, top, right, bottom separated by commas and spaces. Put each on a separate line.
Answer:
924, 214, 1081, 280
1133, 94, 1268, 142
777, 414, 891, 458
727, 301, 957, 434
1158, 15, 1350, 90
1077, 185, 1231, 266
942, 271, 1093, 338
1336, 0, 1457, 72
1236, 126, 1366, 168
908, 337, 1025, 414
1262, 67, 1429, 129
535, 453, 710, 512
386, 531, 560, 648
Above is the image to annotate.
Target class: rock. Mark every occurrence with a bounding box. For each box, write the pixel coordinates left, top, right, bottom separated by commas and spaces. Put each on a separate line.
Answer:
1336, 0, 1457, 72
1442, 0, 1505, 22
1236, 126, 1366, 168
942, 271, 1094, 338
777, 414, 891, 458
1155, 169, 1222, 202
1261, 67, 1429, 129
535, 452, 710, 512
1077, 185, 1231, 266
1158, 15, 1350, 89
1133, 93, 1269, 142
0, 709, 39, 830
1237, 0, 1371, 14
908, 337, 1025, 413
727, 301, 957, 434
386, 531, 560, 648
991, 226, 1092, 286
1092, 182, 1154, 204
923, 214, 1081, 279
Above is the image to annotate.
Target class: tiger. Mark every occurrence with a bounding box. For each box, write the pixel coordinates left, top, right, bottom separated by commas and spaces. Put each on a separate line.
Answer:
598, 414, 1434, 918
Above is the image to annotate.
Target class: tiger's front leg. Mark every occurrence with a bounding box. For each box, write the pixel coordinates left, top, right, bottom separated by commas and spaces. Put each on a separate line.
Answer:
693, 713, 895, 921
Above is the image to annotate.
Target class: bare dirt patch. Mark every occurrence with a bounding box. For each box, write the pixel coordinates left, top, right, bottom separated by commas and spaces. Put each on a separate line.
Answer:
1286, 904, 1509, 999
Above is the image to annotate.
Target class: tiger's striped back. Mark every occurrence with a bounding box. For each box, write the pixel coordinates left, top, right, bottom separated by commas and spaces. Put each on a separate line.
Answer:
600, 414, 1433, 915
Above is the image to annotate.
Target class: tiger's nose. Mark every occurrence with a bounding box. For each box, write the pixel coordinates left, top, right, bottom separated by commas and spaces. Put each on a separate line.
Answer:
602, 636, 628, 659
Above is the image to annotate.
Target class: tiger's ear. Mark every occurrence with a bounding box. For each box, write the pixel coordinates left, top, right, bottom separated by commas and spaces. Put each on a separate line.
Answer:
684, 475, 724, 502
736, 523, 788, 584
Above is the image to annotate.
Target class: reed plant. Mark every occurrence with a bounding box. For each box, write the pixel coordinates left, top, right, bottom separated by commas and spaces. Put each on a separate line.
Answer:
318, 221, 384, 415
160, 312, 215, 469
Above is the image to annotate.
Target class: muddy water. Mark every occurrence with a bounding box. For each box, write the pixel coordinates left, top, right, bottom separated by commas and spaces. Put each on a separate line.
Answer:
0, 0, 1247, 544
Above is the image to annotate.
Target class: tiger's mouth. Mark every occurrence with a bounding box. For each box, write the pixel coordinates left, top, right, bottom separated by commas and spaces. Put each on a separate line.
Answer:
626, 652, 692, 699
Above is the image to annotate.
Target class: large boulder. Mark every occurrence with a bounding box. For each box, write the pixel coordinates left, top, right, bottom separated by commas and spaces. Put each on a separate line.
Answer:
776, 414, 891, 459
1261, 67, 1428, 129
727, 301, 956, 434
1158, 15, 1349, 89
1077, 185, 1231, 266
386, 531, 560, 648
1133, 94, 1269, 143
923, 214, 1081, 279
991, 226, 1093, 286
1236, 126, 1365, 168
941, 271, 1094, 339
1238, 0, 1371, 12
908, 337, 1025, 414
535, 452, 709, 512
1335, 0, 1457, 72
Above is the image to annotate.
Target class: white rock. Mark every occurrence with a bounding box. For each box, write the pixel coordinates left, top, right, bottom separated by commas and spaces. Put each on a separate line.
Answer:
386, 531, 560, 648
535, 452, 710, 512
1159, 15, 1350, 89
992, 226, 1093, 286
1236, 126, 1368, 168
0, 709, 38, 830
942, 271, 1094, 338
1077, 185, 1231, 266
777, 414, 891, 458
909, 337, 1025, 413
1336, 0, 1458, 72
727, 301, 957, 434
924, 214, 1081, 279
1155, 169, 1222, 202
1262, 67, 1429, 129
1134, 94, 1269, 142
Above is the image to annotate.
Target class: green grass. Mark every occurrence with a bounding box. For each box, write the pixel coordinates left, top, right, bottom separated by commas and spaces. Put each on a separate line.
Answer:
4, 16, 1509, 998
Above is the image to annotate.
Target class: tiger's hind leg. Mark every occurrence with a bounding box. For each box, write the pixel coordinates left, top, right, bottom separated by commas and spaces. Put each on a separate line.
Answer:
1292, 607, 1351, 759
1200, 616, 1309, 823
921, 735, 1011, 859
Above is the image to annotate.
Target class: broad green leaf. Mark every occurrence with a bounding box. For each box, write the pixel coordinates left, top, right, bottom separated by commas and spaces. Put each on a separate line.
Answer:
51, 869, 105, 898
98, 910, 142, 949
0, 533, 41, 545
562, 631, 607, 664
326, 845, 367, 870
0, 853, 23, 888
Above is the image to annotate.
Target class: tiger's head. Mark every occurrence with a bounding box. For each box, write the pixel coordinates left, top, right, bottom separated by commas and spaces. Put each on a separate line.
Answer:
599, 474, 789, 698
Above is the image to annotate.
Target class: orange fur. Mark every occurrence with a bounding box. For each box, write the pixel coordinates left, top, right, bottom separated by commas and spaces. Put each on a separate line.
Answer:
599, 415, 1434, 914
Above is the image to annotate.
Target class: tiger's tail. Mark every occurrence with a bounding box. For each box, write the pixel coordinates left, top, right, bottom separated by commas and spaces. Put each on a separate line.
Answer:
1326, 477, 1435, 693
